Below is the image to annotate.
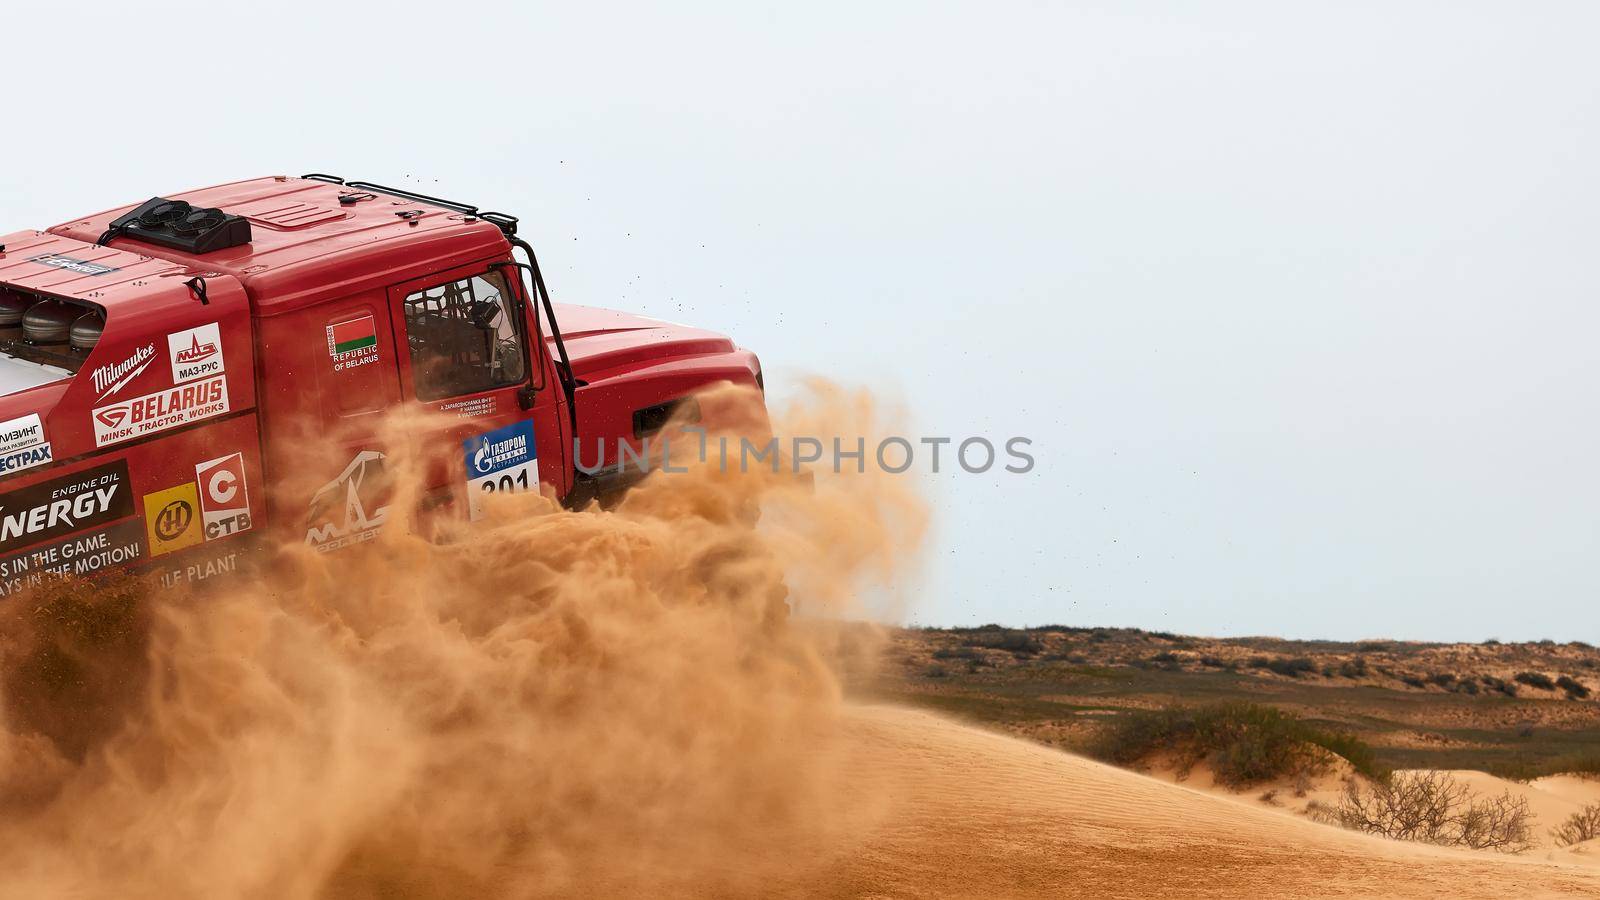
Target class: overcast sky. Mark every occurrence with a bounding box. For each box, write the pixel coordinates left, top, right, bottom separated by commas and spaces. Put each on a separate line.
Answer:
7, 2, 1597, 641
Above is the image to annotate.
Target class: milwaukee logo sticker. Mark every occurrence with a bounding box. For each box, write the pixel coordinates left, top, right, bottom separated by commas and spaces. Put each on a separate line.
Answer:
91, 375, 230, 448
143, 482, 203, 557
326, 314, 380, 372
90, 343, 159, 401
167, 322, 224, 384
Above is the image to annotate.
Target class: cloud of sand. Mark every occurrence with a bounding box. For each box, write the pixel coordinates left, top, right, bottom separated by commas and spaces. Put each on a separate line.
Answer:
0, 382, 926, 899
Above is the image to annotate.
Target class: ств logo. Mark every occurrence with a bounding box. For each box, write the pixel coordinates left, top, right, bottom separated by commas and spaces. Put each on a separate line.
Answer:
195, 452, 252, 540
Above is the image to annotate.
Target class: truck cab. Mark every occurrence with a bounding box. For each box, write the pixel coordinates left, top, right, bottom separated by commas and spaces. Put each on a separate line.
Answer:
0, 175, 762, 594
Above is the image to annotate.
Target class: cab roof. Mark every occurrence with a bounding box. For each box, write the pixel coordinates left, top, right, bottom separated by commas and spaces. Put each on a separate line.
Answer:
0, 230, 189, 306
48, 176, 513, 316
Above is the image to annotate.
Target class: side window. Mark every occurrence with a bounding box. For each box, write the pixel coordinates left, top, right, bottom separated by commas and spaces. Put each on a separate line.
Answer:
403, 270, 527, 400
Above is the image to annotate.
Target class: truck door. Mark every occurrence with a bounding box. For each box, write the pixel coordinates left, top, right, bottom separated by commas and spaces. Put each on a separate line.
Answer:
385, 259, 566, 522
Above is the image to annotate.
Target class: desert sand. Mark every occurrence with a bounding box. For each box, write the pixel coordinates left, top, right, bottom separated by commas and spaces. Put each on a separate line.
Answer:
794, 705, 1600, 899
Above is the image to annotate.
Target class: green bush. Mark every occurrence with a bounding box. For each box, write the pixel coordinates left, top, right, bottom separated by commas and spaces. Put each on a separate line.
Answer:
1487, 751, 1600, 782
1268, 657, 1316, 677
1546, 751, 1600, 779
1337, 657, 1369, 678
1555, 675, 1590, 700
1514, 671, 1556, 691
1482, 676, 1518, 697
1090, 702, 1384, 788
1248, 656, 1315, 678
960, 629, 1043, 656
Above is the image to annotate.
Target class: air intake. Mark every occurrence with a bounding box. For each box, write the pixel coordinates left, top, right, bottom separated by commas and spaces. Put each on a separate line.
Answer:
101, 197, 253, 254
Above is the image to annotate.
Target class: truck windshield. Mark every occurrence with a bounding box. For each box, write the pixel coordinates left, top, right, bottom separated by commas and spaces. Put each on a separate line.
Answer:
0, 287, 97, 397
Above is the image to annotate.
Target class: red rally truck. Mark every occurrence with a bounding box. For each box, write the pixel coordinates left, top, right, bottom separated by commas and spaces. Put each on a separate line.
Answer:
0, 175, 763, 595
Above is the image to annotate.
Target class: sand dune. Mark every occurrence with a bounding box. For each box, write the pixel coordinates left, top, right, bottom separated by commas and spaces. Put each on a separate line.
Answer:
795, 706, 1600, 899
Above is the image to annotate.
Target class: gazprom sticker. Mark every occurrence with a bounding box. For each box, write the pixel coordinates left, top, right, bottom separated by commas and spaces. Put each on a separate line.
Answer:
462, 420, 537, 520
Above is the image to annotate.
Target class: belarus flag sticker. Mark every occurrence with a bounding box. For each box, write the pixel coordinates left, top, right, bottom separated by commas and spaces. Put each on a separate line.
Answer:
326, 314, 380, 371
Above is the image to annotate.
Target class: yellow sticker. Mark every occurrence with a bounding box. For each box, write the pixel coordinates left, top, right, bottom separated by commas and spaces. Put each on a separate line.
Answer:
144, 482, 203, 557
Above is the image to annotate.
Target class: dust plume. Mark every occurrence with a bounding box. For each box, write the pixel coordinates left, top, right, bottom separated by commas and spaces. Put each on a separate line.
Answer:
0, 383, 926, 899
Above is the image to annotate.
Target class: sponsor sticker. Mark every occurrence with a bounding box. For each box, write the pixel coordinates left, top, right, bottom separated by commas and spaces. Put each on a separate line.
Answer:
91, 343, 159, 401
462, 420, 538, 520
0, 460, 132, 554
168, 323, 224, 384
305, 450, 389, 552
0, 413, 51, 477
0, 443, 52, 477
30, 254, 118, 276
143, 482, 203, 557
195, 452, 252, 541
91, 375, 230, 448
0, 414, 45, 455
0, 519, 145, 597
326, 314, 380, 372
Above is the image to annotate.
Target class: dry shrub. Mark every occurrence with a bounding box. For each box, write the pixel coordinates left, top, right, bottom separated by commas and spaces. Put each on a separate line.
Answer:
1552, 803, 1600, 848
1319, 770, 1535, 853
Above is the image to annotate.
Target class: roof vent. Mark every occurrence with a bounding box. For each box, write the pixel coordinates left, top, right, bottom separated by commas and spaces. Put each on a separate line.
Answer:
101, 197, 253, 254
